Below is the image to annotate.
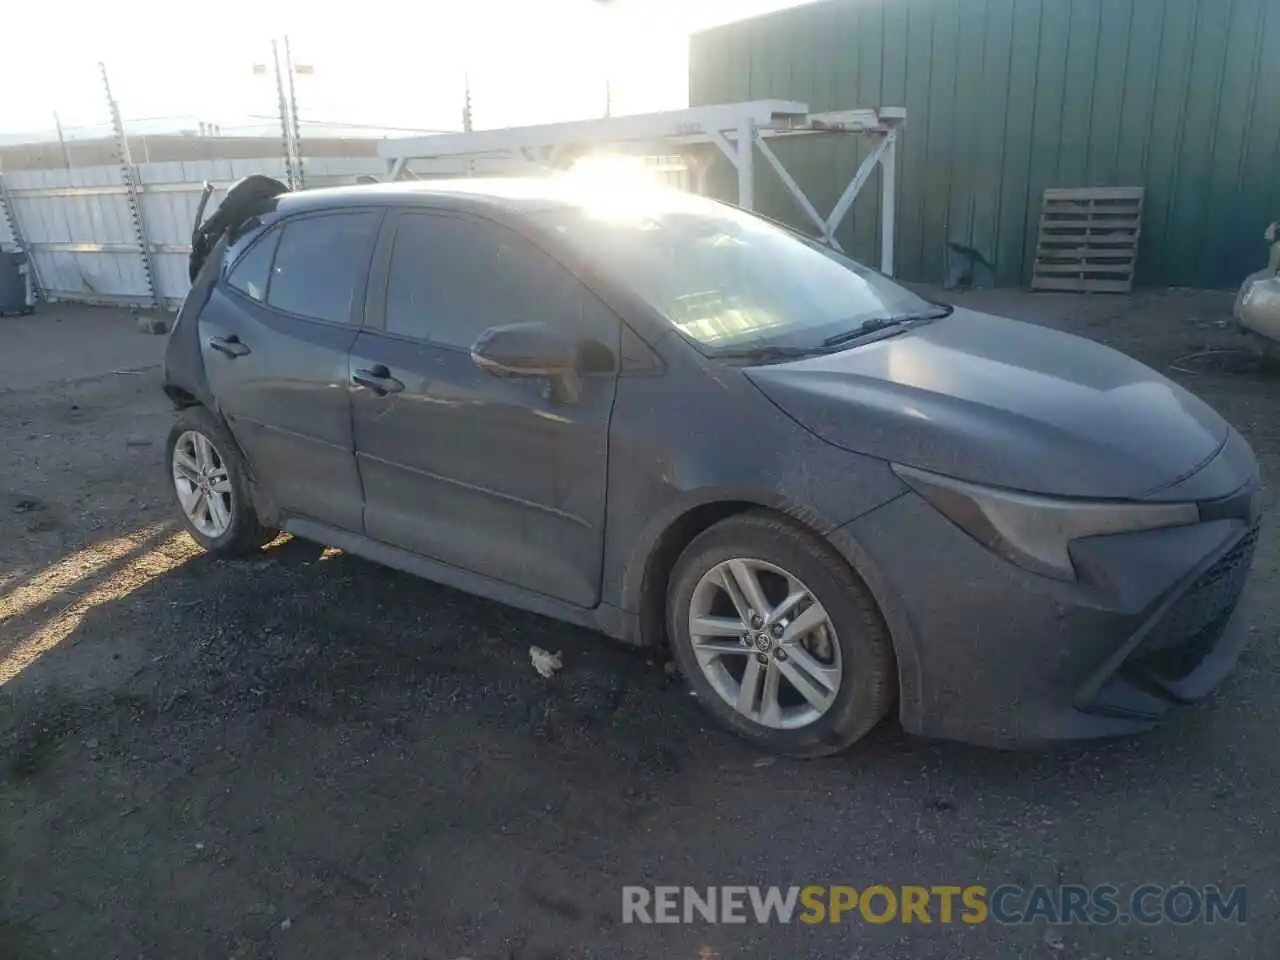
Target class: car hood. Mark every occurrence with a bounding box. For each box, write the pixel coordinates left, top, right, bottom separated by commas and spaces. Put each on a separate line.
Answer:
745, 308, 1229, 499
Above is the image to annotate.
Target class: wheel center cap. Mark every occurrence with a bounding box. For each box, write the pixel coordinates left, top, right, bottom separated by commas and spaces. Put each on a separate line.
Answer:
753, 633, 772, 652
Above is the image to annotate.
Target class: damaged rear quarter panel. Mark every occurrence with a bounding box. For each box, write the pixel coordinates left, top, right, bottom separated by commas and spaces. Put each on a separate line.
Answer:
162, 233, 229, 410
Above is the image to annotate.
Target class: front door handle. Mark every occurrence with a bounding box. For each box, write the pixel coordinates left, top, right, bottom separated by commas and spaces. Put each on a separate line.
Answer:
352, 366, 405, 396
209, 335, 250, 358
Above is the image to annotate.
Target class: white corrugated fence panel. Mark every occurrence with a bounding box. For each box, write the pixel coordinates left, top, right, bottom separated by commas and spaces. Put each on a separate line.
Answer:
3, 153, 563, 307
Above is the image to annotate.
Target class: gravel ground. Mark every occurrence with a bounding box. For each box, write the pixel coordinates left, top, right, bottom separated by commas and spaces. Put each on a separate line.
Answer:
0, 291, 1277, 959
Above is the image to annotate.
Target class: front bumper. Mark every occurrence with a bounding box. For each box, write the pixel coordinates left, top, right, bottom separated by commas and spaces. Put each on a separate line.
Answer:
834, 477, 1260, 748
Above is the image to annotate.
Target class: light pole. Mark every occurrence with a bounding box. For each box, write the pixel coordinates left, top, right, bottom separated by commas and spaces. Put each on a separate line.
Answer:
283, 36, 304, 188
592, 0, 620, 118
256, 42, 314, 189
269, 40, 296, 188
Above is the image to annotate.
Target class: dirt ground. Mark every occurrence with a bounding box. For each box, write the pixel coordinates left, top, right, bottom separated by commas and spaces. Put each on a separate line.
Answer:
0, 293, 1277, 960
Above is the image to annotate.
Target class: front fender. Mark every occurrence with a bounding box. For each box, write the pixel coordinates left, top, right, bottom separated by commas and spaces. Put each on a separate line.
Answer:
614, 485, 837, 619
825, 503, 925, 735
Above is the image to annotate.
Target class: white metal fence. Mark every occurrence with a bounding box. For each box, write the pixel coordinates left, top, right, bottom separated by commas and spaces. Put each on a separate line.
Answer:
0, 153, 691, 312
0, 156, 391, 310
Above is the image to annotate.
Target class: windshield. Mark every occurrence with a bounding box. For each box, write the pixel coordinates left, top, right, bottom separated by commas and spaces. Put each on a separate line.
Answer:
535, 189, 937, 357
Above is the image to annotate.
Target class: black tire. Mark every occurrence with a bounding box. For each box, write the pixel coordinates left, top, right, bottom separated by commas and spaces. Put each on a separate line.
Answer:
667, 510, 895, 757
165, 406, 276, 557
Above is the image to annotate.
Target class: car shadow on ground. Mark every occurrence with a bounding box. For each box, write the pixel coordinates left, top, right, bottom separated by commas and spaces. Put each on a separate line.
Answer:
0, 528, 1269, 958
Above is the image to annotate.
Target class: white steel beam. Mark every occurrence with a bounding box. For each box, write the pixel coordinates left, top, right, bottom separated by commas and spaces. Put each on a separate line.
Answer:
705, 128, 737, 166
799, 107, 905, 135
824, 133, 894, 247
879, 133, 898, 276
375, 99, 905, 276
736, 118, 756, 210
378, 100, 810, 161
755, 137, 830, 241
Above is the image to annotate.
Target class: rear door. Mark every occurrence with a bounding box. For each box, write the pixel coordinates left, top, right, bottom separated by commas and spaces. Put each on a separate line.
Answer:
350, 208, 621, 606
199, 209, 383, 532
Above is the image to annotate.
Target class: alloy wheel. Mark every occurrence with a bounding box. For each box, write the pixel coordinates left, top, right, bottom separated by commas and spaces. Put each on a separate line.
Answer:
172, 430, 234, 538
687, 557, 842, 729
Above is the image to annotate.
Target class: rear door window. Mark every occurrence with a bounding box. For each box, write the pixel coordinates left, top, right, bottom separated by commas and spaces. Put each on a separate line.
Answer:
225, 229, 280, 303
267, 212, 380, 324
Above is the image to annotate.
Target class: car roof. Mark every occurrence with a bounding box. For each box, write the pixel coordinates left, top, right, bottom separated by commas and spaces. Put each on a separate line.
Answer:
274, 176, 619, 218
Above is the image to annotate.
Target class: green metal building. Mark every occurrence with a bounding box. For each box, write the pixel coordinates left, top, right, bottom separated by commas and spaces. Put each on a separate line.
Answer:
690, 0, 1280, 289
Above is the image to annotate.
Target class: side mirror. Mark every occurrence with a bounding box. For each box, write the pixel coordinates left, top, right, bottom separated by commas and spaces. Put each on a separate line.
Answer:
470, 322, 581, 403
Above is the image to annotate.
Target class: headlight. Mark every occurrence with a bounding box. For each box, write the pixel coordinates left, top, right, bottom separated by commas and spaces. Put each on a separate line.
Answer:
892, 464, 1199, 580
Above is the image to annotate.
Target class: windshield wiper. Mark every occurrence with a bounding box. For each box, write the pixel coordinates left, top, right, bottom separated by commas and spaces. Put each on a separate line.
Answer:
821, 306, 953, 349
711, 344, 823, 363
711, 306, 953, 363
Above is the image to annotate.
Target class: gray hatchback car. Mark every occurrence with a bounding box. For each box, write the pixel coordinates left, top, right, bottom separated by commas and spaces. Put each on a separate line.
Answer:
164, 176, 1261, 755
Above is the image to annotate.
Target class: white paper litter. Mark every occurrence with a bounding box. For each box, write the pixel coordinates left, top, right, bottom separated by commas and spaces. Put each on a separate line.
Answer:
529, 646, 563, 678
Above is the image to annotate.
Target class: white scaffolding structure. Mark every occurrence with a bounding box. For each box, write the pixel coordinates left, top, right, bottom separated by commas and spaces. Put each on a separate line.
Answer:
377, 101, 906, 275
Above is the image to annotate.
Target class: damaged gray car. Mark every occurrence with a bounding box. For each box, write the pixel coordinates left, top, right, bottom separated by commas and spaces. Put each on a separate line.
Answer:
162, 176, 1261, 755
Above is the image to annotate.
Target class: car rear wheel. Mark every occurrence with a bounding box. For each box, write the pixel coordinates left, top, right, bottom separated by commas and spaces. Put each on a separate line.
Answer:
167, 406, 276, 556
667, 511, 894, 757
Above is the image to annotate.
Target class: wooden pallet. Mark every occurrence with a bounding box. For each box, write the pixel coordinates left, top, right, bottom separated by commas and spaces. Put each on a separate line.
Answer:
1031, 186, 1143, 293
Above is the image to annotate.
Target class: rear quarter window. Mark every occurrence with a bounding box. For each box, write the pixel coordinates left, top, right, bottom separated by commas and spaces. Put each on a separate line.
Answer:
225, 228, 280, 303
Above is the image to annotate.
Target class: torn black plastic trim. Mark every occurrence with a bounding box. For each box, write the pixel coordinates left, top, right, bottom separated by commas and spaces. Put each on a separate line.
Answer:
188, 175, 288, 282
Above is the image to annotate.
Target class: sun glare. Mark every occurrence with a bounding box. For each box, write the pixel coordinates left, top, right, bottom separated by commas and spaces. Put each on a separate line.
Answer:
563, 154, 674, 221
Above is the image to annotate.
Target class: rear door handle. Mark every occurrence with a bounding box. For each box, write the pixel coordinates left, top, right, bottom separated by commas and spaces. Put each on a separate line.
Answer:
209, 335, 250, 358
352, 366, 405, 396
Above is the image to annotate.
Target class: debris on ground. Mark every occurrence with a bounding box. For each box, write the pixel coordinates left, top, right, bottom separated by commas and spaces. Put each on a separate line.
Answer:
529, 646, 563, 678
135, 314, 170, 335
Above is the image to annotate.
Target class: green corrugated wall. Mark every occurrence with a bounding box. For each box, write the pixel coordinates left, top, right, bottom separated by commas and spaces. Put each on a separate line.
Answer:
689, 0, 1280, 289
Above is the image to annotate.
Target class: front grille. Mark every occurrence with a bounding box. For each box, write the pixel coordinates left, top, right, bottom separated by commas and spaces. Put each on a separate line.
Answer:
1130, 524, 1259, 681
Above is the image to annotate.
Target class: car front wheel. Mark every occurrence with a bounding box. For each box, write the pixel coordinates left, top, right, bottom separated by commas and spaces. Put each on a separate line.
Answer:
166, 406, 276, 556
667, 511, 894, 757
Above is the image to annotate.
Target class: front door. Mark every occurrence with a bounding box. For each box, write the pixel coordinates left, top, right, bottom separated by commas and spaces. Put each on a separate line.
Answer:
200, 209, 382, 532
350, 209, 620, 607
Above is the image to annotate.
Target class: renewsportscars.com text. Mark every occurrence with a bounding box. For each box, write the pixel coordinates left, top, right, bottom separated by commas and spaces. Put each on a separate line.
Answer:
622, 884, 1247, 926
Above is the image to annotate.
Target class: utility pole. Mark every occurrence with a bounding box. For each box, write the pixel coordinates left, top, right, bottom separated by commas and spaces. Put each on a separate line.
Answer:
462, 72, 475, 175
100, 61, 159, 310
53, 112, 73, 170
462, 71, 474, 132
283, 35, 305, 189
271, 39, 298, 189
593, 0, 618, 117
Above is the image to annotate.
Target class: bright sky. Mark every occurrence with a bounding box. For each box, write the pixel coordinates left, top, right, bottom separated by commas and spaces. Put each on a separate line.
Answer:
7, 0, 812, 141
